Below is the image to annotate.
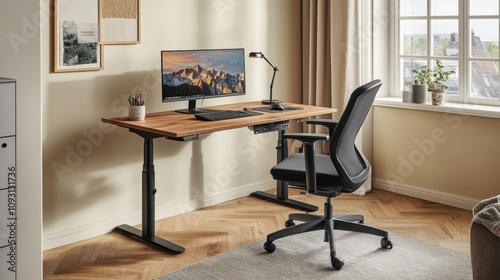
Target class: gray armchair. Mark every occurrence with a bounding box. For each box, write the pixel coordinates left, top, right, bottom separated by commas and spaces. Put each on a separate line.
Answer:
470, 195, 500, 279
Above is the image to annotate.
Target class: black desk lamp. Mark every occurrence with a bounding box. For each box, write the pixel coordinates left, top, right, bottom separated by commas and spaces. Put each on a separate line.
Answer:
249, 52, 280, 104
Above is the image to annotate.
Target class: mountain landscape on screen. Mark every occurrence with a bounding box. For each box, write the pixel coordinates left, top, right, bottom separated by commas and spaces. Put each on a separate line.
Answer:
162, 64, 245, 98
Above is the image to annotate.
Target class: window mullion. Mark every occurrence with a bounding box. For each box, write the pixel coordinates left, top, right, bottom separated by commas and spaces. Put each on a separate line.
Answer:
427, 0, 432, 66
460, 0, 468, 104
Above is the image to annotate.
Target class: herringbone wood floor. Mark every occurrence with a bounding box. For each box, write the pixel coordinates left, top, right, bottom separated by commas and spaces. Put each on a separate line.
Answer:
43, 188, 472, 280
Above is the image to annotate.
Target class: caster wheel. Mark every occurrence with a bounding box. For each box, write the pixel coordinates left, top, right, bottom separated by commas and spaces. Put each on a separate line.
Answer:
284, 220, 295, 227
381, 237, 393, 249
331, 257, 344, 270
264, 241, 276, 253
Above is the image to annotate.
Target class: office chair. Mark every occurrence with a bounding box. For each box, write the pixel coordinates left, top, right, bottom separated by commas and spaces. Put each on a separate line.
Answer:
263, 79, 392, 270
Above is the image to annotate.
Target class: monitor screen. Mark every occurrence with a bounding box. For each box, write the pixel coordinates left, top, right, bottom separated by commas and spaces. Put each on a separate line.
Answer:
161, 48, 246, 113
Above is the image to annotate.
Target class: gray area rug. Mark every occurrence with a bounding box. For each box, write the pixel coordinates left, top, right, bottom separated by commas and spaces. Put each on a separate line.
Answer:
156, 231, 472, 280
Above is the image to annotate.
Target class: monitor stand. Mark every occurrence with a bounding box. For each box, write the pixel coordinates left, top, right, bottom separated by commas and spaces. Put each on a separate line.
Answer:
175, 99, 215, 114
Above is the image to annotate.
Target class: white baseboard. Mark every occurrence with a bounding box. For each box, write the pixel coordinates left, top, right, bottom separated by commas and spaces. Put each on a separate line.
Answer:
373, 178, 479, 210
43, 180, 275, 251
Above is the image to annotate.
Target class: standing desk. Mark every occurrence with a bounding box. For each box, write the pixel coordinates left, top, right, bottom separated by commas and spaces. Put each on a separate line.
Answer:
102, 101, 336, 253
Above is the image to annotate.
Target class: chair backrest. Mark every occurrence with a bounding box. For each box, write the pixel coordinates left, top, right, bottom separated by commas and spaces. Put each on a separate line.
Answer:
329, 80, 382, 192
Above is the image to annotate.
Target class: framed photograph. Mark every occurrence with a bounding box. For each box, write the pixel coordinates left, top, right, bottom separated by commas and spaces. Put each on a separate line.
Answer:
101, 0, 141, 44
54, 0, 103, 72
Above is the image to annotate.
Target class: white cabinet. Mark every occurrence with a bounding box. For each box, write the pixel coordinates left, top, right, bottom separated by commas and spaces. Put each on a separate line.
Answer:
0, 78, 16, 280
0, 79, 15, 137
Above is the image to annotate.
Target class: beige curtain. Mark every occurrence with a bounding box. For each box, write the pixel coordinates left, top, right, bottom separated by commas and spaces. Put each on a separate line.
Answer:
301, 0, 362, 153
302, 0, 361, 118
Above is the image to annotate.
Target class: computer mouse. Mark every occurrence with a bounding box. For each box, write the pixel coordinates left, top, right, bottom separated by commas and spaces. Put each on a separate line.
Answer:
270, 103, 285, 110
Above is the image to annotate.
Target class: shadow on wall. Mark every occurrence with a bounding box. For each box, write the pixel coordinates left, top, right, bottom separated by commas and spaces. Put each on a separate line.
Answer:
42, 72, 188, 229
42, 70, 277, 232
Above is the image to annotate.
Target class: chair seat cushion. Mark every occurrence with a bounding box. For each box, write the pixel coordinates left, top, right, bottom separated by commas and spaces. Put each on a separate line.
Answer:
270, 153, 344, 192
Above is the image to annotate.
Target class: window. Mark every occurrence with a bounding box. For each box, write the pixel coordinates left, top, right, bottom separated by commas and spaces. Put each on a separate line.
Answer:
396, 0, 500, 105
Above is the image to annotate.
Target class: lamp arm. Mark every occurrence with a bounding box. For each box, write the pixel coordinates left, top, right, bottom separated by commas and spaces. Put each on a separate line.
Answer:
269, 67, 277, 101
261, 54, 278, 70
261, 54, 279, 102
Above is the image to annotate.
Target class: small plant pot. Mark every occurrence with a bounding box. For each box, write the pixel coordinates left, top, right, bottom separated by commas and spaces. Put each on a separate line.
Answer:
412, 84, 428, 104
402, 91, 413, 103
432, 90, 445, 106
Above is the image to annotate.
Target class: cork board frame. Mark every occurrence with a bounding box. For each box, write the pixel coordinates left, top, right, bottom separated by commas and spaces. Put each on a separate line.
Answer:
101, 0, 141, 45
53, 0, 103, 72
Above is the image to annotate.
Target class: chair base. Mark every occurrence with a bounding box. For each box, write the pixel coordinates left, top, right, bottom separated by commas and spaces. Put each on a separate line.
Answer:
264, 199, 392, 270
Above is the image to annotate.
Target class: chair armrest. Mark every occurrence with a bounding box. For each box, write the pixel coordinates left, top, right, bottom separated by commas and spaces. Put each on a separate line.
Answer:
306, 119, 338, 132
284, 133, 328, 194
283, 133, 329, 144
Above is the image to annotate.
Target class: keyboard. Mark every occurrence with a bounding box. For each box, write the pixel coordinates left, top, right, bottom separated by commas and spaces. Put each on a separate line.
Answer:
194, 110, 255, 121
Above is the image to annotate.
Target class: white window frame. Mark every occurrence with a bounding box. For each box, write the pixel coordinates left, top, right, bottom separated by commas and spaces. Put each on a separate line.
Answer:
392, 0, 500, 107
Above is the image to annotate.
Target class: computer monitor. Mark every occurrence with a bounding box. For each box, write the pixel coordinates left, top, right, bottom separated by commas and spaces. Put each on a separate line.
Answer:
161, 48, 246, 113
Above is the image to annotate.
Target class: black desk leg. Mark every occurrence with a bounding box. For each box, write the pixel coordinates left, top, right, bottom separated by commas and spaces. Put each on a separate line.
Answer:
115, 137, 185, 254
250, 129, 319, 212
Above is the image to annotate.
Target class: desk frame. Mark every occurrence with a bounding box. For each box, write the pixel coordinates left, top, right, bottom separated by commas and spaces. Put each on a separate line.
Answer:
249, 129, 319, 212
102, 102, 335, 253
114, 130, 185, 253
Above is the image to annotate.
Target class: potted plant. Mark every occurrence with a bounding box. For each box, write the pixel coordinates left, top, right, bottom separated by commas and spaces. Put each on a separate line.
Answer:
412, 59, 455, 105
427, 59, 455, 105
412, 65, 432, 103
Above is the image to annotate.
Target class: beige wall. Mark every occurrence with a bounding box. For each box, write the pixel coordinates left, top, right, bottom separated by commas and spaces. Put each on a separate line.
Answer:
41, 0, 302, 248
0, 0, 43, 279
373, 106, 500, 208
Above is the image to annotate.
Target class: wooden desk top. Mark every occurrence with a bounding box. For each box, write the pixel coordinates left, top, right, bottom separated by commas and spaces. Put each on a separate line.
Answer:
102, 101, 336, 138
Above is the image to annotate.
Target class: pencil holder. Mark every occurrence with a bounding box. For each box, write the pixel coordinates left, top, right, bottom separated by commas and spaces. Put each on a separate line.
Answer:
129, 105, 145, 121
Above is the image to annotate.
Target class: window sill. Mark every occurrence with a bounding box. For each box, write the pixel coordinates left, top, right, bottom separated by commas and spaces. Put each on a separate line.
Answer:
374, 97, 500, 119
